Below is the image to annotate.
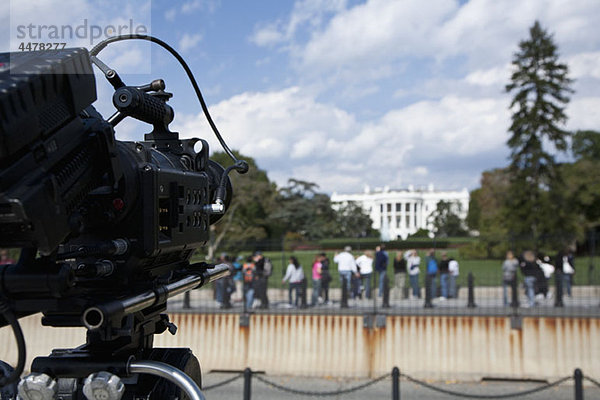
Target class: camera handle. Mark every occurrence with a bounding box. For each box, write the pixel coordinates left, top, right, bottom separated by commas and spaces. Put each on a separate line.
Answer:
129, 360, 206, 400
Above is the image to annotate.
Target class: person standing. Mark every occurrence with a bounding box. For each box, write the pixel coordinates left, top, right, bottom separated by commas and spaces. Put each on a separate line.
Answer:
310, 254, 323, 306
407, 250, 421, 298
320, 253, 332, 304
334, 246, 358, 295
254, 251, 272, 309
355, 250, 374, 299
393, 251, 407, 300
536, 255, 555, 300
438, 252, 450, 299
375, 245, 389, 298
426, 249, 438, 299
242, 256, 257, 310
232, 256, 244, 302
448, 257, 459, 299
520, 250, 540, 307
502, 251, 519, 306
556, 248, 575, 297
282, 256, 304, 307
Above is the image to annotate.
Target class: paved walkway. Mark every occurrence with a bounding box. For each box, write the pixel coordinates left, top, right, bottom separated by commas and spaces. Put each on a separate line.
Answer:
201, 372, 600, 400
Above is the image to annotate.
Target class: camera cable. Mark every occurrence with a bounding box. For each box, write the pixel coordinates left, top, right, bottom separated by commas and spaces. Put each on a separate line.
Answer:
90, 34, 249, 177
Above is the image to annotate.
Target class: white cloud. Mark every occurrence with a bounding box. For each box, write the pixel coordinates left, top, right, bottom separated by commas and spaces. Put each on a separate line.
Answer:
567, 97, 600, 131
181, 0, 220, 14
179, 33, 202, 52
165, 8, 177, 22
568, 52, 600, 80
464, 65, 511, 87
172, 87, 511, 192
250, 0, 347, 46
252, 0, 600, 91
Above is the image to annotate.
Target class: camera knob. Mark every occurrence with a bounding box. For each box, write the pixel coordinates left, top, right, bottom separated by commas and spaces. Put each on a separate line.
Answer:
83, 371, 125, 400
17, 373, 57, 400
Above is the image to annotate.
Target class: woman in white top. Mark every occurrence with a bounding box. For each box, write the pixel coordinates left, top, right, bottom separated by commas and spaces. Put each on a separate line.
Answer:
282, 256, 304, 307
355, 250, 374, 299
407, 250, 421, 299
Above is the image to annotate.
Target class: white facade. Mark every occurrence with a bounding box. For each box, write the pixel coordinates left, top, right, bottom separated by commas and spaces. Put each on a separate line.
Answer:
331, 185, 470, 240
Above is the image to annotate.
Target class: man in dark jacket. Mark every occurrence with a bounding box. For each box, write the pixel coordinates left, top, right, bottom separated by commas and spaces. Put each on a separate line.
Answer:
520, 250, 540, 307
375, 245, 388, 298
253, 251, 271, 309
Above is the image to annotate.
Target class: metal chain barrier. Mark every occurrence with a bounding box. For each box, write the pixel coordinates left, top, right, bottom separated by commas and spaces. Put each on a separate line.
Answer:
584, 376, 600, 389
254, 372, 388, 397
400, 372, 572, 399
202, 373, 243, 391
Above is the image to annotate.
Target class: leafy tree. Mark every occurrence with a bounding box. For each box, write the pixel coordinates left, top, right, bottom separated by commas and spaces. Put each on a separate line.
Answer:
572, 130, 600, 161
271, 179, 338, 240
334, 201, 376, 238
465, 169, 511, 257
561, 130, 600, 231
207, 151, 277, 259
504, 20, 574, 248
430, 200, 467, 238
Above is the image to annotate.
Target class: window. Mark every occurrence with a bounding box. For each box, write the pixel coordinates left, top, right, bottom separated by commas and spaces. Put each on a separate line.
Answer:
396, 203, 401, 212
405, 203, 410, 212
396, 216, 401, 228
387, 203, 392, 213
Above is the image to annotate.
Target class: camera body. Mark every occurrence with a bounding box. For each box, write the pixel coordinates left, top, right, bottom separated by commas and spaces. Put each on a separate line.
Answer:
0, 43, 239, 399
0, 48, 231, 326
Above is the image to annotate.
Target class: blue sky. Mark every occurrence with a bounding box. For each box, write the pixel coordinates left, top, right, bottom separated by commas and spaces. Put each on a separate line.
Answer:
4, 0, 600, 194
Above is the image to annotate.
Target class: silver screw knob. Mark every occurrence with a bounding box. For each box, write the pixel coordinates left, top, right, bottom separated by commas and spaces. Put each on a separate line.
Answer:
82, 371, 125, 400
18, 373, 58, 400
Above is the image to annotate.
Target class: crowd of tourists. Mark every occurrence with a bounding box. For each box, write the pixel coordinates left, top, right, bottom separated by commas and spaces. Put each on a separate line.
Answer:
333, 245, 459, 301
502, 248, 576, 307
214, 245, 462, 309
212, 245, 576, 310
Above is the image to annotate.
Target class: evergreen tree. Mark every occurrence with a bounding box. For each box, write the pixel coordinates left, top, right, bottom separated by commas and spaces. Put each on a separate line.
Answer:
504, 20, 574, 248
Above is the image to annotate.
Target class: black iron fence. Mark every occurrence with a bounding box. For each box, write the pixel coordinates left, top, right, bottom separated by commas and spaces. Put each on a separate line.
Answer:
200, 367, 598, 399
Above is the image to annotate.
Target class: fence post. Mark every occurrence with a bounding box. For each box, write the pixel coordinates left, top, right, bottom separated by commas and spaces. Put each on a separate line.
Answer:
391, 366, 400, 400
300, 278, 308, 309
424, 274, 433, 308
341, 275, 349, 308
243, 368, 252, 400
382, 274, 390, 308
554, 269, 564, 307
574, 368, 583, 400
183, 291, 191, 309
467, 272, 476, 308
510, 277, 520, 308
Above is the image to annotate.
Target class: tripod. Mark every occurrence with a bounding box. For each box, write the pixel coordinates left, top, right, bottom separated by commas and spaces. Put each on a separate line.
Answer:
2, 263, 229, 400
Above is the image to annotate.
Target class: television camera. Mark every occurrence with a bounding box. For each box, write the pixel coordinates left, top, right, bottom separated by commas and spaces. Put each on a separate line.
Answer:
0, 35, 247, 400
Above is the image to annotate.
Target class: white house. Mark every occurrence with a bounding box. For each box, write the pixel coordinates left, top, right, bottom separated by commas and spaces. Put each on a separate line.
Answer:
331, 185, 470, 240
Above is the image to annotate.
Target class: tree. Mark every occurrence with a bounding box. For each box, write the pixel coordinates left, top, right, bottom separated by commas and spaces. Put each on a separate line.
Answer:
207, 151, 277, 259
561, 130, 600, 231
334, 201, 376, 238
504, 20, 574, 248
430, 200, 467, 238
271, 179, 338, 240
465, 169, 512, 257
572, 130, 600, 161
